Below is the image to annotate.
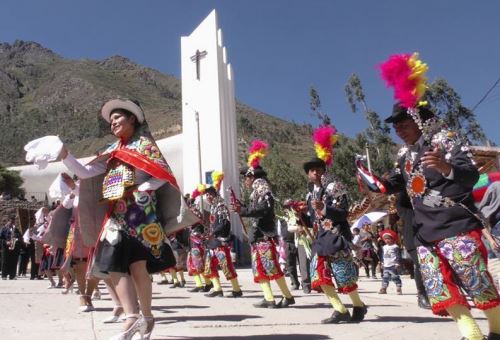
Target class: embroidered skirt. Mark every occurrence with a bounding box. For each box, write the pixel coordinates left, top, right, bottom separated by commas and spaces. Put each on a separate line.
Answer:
204, 245, 237, 280
251, 239, 283, 283
310, 249, 359, 293
187, 238, 206, 276
417, 229, 500, 316
94, 189, 175, 274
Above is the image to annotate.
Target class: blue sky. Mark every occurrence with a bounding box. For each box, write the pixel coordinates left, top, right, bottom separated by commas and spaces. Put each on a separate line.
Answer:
1, 0, 499, 144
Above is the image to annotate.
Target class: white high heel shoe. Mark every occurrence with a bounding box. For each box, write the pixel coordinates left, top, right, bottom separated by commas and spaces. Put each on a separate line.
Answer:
79, 295, 96, 312
142, 316, 155, 340
61, 285, 74, 295
103, 306, 124, 323
108, 314, 147, 340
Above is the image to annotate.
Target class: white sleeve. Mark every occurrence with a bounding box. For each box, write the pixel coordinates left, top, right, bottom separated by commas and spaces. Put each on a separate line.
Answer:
137, 178, 167, 191
62, 194, 74, 209
63, 153, 106, 179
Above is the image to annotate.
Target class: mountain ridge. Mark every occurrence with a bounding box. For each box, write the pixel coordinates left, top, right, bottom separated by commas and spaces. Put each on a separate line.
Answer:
0, 40, 313, 168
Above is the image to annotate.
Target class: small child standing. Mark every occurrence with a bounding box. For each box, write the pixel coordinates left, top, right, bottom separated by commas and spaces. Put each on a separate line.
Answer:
378, 229, 402, 295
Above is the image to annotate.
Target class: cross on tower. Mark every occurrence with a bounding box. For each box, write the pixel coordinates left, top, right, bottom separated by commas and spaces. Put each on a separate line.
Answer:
190, 49, 208, 80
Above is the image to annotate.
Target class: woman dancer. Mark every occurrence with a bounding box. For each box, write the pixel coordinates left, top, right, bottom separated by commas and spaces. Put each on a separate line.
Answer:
60, 173, 98, 312
60, 99, 196, 339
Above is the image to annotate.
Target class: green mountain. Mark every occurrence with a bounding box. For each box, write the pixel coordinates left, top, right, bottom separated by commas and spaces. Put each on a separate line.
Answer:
0, 40, 314, 168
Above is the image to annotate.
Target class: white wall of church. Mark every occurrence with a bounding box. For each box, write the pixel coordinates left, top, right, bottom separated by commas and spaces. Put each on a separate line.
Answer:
181, 9, 242, 240
181, 10, 238, 196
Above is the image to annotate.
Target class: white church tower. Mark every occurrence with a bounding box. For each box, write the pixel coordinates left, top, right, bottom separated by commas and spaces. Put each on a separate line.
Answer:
181, 11, 241, 237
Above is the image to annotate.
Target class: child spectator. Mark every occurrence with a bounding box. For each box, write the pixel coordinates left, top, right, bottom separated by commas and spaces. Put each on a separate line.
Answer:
378, 229, 402, 295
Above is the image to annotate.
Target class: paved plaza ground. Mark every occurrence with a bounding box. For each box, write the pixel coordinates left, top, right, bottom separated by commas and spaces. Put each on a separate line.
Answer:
1, 259, 499, 340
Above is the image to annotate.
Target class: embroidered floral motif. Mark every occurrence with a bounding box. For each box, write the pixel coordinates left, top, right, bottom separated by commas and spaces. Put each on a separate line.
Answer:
114, 199, 127, 214
187, 244, 205, 275
417, 246, 451, 304
436, 234, 500, 307
418, 232, 500, 315
141, 223, 163, 246
134, 191, 152, 207
310, 251, 358, 293
109, 189, 165, 258
251, 240, 283, 283
204, 246, 237, 280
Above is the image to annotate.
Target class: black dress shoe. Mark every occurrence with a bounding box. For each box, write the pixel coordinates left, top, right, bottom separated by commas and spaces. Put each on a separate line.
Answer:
227, 290, 243, 298
417, 294, 431, 309
350, 304, 368, 322
202, 283, 213, 292
487, 333, 500, 340
303, 285, 312, 294
157, 279, 170, 285
321, 310, 351, 324
188, 286, 203, 292
253, 299, 278, 309
180, 280, 186, 287
291, 283, 300, 290
278, 296, 295, 308
205, 290, 224, 297
170, 282, 180, 288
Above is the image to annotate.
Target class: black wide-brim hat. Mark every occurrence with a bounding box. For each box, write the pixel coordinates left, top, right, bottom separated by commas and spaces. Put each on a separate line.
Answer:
205, 186, 217, 195
384, 103, 434, 124
303, 157, 326, 174
240, 165, 267, 178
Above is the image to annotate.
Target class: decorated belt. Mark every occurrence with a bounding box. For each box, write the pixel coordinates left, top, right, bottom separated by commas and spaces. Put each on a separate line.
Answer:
418, 190, 485, 227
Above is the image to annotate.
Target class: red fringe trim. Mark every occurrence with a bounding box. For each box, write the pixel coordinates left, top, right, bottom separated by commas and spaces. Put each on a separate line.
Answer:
475, 299, 500, 311
253, 272, 284, 284
338, 284, 358, 294
431, 297, 469, 317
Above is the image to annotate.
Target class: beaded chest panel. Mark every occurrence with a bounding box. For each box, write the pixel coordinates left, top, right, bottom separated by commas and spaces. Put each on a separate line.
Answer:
102, 163, 135, 200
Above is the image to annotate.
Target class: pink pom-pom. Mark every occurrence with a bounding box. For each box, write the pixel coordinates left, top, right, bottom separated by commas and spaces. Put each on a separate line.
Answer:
191, 189, 201, 200
313, 125, 337, 148
248, 140, 268, 154
379, 54, 418, 109
247, 140, 268, 168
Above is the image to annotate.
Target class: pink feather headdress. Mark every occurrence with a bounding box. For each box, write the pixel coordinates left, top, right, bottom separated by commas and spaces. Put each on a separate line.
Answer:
247, 140, 268, 168
313, 125, 338, 166
191, 183, 206, 200
379, 52, 428, 109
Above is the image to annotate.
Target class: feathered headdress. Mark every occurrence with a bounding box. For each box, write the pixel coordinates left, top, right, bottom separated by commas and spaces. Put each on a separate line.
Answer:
313, 125, 338, 166
379, 52, 428, 109
247, 140, 268, 168
211, 170, 224, 191
191, 183, 206, 200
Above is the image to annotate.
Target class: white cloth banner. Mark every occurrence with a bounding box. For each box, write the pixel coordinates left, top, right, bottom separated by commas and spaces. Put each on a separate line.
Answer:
24, 135, 63, 170
48, 174, 71, 199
